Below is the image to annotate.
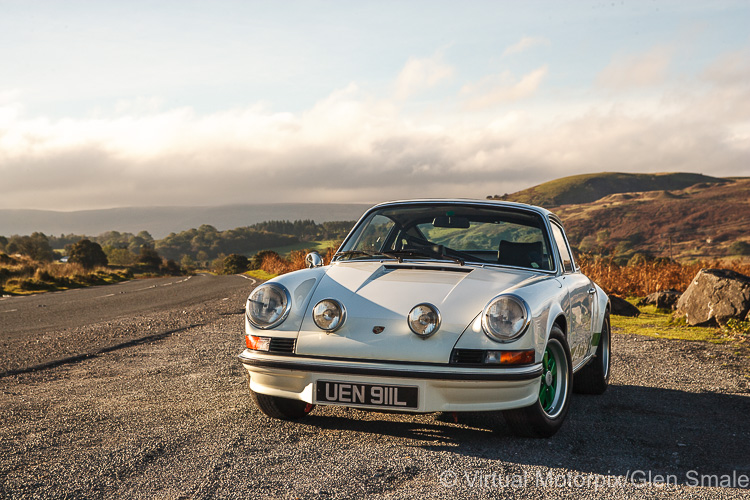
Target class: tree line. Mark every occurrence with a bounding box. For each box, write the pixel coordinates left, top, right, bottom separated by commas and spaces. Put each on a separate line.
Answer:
0, 219, 355, 270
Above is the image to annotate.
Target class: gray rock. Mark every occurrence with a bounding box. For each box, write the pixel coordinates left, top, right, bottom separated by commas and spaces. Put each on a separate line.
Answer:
675, 268, 750, 326
609, 295, 640, 317
638, 289, 681, 310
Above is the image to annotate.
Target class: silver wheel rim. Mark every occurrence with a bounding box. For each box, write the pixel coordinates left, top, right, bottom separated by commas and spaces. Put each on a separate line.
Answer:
601, 318, 610, 379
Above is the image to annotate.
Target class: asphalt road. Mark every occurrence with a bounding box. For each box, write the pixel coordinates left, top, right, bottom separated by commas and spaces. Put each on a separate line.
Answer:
1, 275, 749, 499
0, 274, 255, 376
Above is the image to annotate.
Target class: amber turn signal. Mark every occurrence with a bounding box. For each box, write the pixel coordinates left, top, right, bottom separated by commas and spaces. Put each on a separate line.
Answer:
485, 349, 535, 365
246, 335, 271, 351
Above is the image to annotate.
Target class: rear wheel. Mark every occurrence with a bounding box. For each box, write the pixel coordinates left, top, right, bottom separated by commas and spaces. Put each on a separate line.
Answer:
573, 312, 611, 395
246, 372, 314, 420
503, 326, 572, 438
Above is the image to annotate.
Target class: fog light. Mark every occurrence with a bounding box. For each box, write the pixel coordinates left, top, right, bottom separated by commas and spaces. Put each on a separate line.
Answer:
246, 335, 271, 351
485, 349, 535, 365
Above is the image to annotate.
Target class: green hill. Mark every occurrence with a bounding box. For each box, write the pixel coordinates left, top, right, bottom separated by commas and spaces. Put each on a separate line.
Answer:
493, 172, 728, 207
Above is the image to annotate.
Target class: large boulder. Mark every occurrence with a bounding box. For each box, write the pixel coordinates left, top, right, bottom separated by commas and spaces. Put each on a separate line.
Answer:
609, 295, 640, 317
637, 289, 681, 310
675, 269, 750, 326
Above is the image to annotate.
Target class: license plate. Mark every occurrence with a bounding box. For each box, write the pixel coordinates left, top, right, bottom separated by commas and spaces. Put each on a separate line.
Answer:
315, 380, 419, 409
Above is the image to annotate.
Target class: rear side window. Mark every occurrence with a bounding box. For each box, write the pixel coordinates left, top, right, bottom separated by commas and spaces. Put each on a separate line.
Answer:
550, 223, 574, 273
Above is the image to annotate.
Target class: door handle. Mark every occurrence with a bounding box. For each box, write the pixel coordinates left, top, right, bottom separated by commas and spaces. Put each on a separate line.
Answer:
587, 288, 596, 295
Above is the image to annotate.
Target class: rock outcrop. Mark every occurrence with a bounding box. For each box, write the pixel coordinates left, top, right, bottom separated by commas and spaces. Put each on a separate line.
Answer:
675, 269, 750, 326
609, 295, 640, 317
637, 289, 681, 310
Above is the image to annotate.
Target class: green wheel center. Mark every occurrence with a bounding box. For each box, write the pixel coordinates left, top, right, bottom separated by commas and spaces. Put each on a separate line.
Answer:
539, 347, 558, 412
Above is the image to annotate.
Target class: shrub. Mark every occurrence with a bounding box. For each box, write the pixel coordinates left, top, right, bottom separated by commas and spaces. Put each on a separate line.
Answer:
222, 254, 249, 275
68, 239, 109, 269
577, 253, 750, 296
258, 247, 339, 276
728, 241, 750, 256
138, 245, 162, 268
161, 259, 182, 276
250, 250, 280, 271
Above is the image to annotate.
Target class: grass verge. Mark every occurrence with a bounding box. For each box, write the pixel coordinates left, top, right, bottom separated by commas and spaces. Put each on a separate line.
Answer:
244, 269, 278, 281
2, 269, 133, 295
612, 299, 749, 345
611, 304, 728, 343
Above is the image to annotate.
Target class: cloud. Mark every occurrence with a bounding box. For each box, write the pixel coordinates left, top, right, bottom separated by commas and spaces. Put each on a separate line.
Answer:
701, 47, 750, 86
502, 36, 550, 57
460, 66, 548, 110
394, 52, 454, 100
596, 46, 674, 89
1, 47, 749, 211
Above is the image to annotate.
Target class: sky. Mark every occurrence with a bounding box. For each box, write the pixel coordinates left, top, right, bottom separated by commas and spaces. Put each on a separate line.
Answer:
1, 0, 748, 210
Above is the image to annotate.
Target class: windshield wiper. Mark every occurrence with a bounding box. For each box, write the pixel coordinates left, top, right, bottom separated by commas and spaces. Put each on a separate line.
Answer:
334, 250, 404, 263
390, 247, 464, 266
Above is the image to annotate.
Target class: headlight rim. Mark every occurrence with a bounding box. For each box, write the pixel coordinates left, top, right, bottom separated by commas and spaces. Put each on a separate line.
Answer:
407, 302, 442, 338
312, 298, 347, 332
246, 282, 292, 330
481, 293, 532, 343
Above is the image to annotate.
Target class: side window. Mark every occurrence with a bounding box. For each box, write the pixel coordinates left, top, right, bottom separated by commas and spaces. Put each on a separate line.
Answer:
353, 214, 395, 251
550, 223, 574, 273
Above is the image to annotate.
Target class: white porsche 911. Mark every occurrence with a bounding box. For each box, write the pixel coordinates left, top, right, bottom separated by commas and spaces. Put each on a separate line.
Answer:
238, 199, 611, 437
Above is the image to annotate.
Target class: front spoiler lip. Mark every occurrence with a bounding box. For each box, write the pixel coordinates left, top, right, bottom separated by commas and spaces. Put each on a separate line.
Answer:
238, 351, 543, 382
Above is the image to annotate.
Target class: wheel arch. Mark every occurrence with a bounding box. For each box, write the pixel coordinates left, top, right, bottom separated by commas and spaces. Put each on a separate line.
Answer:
592, 283, 611, 336
542, 299, 568, 346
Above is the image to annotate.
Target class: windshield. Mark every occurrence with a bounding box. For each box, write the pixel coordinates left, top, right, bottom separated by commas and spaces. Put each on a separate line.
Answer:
337, 203, 554, 271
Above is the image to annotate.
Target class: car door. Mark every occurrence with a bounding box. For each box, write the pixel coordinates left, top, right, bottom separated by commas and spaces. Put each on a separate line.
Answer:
550, 220, 594, 368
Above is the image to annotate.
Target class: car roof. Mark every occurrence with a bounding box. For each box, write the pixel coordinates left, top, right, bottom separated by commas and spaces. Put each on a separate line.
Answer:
370, 198, 554, 218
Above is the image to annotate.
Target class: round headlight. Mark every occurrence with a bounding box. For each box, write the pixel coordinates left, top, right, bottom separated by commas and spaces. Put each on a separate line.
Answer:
408, 303, 441, 337
482, 294, 531, 342
312, 299, 345, 332
246, 283, 291, 329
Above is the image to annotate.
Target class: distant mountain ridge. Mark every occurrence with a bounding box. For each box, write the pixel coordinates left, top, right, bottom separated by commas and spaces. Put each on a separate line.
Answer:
0, 204, 372, 239
493, 172, 729, 207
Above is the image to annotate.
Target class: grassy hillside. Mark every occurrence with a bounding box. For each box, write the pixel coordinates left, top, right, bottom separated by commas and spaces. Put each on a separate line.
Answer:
492, 172, 728, 207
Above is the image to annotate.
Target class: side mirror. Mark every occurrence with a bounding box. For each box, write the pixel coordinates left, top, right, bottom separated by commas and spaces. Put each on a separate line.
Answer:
305, 251, 324, 268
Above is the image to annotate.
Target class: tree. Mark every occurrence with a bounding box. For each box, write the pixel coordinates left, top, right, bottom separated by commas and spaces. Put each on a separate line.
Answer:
138, 244, 162, 268
223, 254, 249, 274
180, 255, 196, 272
103, 246, 138, 266
68, 239, 108, 269
137, 230, 153, 242
6, 233, 56, 261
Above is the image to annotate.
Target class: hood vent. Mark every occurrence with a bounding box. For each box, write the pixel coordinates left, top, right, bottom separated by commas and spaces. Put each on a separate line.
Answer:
383, 264, 473, 273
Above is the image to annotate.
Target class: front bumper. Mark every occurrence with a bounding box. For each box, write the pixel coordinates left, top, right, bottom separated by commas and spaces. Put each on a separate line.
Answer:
238, 350, 543, 413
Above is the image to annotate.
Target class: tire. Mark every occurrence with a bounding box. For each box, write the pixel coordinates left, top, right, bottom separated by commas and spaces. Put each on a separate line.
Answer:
573, 312, 611, 395
246, 372, 314, 420
503, 326, 572, 438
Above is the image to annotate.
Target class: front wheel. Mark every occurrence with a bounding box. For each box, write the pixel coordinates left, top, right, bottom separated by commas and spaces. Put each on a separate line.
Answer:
503, 327, 572, 438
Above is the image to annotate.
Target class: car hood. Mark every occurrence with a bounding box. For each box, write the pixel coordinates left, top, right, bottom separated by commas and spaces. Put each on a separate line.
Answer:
295, 261, 549, 363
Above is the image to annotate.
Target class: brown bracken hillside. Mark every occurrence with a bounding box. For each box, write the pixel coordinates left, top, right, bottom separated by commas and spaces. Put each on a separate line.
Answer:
553, 178, 750, 261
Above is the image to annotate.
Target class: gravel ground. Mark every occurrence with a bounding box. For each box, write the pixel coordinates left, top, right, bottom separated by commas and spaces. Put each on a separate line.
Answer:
1, 278, 749, 499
